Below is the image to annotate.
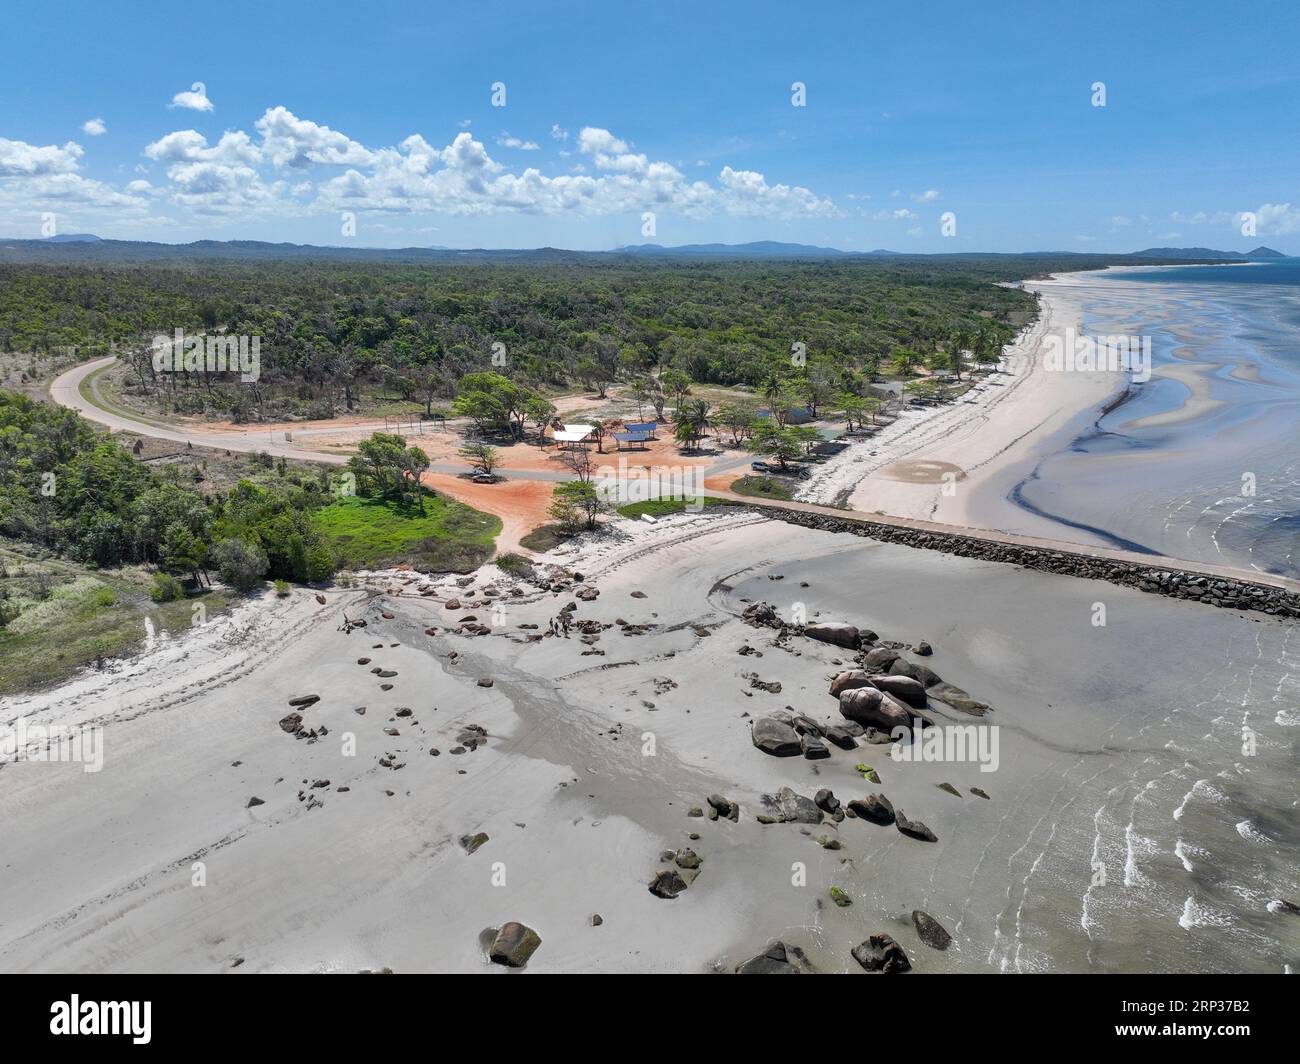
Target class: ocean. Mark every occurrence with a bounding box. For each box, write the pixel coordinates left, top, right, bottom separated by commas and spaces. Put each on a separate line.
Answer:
1010, 260, 1300, 577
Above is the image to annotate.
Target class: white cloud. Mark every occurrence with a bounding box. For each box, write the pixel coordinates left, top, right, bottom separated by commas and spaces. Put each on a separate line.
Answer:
170, 82, 214, 112
1108, 215, 1131, 226
496, 133, 540, 150
254, 106, 374, 168
0, 137, 83, 176
550, 124, 568, 141
82, 118, 107, 136
910, 189, 939, 202
873, 207, 916, 221
1250, 202, 1300, 236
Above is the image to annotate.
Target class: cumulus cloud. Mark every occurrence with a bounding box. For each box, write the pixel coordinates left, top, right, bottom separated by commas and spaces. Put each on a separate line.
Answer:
910, 189, 939, 202
0, 137, 83, 176
496, 133, 540, 150
82, 118, 107, 136
1249, 202, 1300, 235
170, 82, 214, 112
0, 136, 144, 212
255, 106, 374, 168
6, 111, 839, 225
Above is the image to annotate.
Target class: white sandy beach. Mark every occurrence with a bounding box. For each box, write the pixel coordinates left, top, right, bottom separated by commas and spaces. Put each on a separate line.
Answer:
798, 273, 1125, 534
1, 506, 1296, 974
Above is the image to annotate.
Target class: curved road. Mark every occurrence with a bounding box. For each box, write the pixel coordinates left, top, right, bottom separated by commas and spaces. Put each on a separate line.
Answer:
50, 356, 1300, 596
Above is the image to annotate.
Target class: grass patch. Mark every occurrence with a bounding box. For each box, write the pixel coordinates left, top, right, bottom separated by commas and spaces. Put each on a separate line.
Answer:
312, 493, 500, 573
616, 497, 741, 519
729, 475, 795, 501
0, 542, 232, 695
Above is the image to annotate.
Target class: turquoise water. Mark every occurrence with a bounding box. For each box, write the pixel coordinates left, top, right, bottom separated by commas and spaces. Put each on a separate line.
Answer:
1011, 261, 1300, 577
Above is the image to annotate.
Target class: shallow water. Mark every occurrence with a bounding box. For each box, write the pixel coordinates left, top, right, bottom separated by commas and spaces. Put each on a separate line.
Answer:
1010, 262, 1300, 577
725, 535, 1300, 972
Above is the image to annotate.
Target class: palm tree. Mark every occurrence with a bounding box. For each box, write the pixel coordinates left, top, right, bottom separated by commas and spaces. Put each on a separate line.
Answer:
674, 398, 713, 452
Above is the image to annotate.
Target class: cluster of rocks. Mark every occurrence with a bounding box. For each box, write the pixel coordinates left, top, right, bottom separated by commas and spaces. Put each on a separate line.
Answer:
736, 910, 951, 974
762, 509, 1300, 618
649, 847, 705, 899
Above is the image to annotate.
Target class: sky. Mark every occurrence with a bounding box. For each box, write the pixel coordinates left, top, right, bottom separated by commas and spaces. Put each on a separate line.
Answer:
1, 0, 1297, 253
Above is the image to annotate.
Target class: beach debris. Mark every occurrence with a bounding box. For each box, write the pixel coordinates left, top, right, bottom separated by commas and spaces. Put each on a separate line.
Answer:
246, 796, 265, 808
278, 712, 304, 735
357, 657, 371, 665
687, 806, 704, 818
912, 640, 933, 656
488, 922, 542, 968
315, 594, 326, 605
852, 933, 911, 973
829, 886, 852, 907
630, 590, 647, 598
970, 787, 991, 800
895, 809, 938, 842
673, 848, 702, 869
648, 869, 689, 899
459, 832, 489, 855
735, 940, 812, 974
741, 601, 781, 628
912, 911, 953, 950
590, 914, 604, 926
937, 782, 962, 797
928, 682, 992, 716
855, 763, 881, 783
287, 694, 321, 707
847, 794, 895, 825
816, 835, 842, 850
477, 678, 494, 688
745, 672, 782, 694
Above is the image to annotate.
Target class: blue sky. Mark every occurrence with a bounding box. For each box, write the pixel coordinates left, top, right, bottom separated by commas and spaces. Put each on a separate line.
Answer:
2, 0, 1297, 252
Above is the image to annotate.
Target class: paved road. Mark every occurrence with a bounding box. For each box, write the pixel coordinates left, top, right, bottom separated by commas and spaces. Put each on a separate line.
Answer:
50, 356, 1300, 594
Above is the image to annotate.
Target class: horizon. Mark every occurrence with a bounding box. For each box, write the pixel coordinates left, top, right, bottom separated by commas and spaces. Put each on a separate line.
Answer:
2, 0, 1298, 254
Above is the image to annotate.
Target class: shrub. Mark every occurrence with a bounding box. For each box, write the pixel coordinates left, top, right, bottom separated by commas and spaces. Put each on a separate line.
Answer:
149, 572, 184, 603
274, 579, 290, 597
211, 538, 269, 593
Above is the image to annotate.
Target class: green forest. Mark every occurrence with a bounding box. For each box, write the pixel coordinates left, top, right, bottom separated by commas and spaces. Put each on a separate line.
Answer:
0, 256, 1061, 422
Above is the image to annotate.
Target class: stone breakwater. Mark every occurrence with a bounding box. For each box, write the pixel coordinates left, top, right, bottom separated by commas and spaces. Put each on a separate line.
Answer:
752, 506, 1300, 619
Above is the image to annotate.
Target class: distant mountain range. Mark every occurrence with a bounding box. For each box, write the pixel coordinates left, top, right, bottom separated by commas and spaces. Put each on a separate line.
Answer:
1130, 245, 1285, 260
0, 236, 1287, 264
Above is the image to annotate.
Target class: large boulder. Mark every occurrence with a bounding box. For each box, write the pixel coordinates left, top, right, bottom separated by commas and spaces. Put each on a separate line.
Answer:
895, 809, 938, 842
889, 659, 943, 688
847, 793, 895, 825
869, 675, 928, 708
776, 786, 823, 824
839, 687, 913, 733
862, 647, 900, 671
752, 717, 802, 757
829, 669, 874, 698
804, 622, 860, 650
735, 940, 810, 974
488, 922, 542, 967
912, 910, 953, 951
851, 933, 911, 973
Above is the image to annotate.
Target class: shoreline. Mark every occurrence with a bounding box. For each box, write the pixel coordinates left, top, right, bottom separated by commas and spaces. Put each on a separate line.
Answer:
3, 508, 1295, 973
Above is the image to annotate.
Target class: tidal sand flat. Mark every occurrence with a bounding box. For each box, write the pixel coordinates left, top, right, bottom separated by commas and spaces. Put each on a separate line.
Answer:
2, 512, 1295, 973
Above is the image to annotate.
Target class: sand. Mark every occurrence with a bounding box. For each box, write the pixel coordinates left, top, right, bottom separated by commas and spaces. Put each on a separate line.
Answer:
2, 510, 1295, 974
798, 274, 1124, 531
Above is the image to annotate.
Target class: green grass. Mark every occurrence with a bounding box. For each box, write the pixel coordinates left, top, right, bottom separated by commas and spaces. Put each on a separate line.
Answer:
616, 496, 741, 519
0, 542, 232, 695
730, 475, 795, 501
312, 493, 500, 573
